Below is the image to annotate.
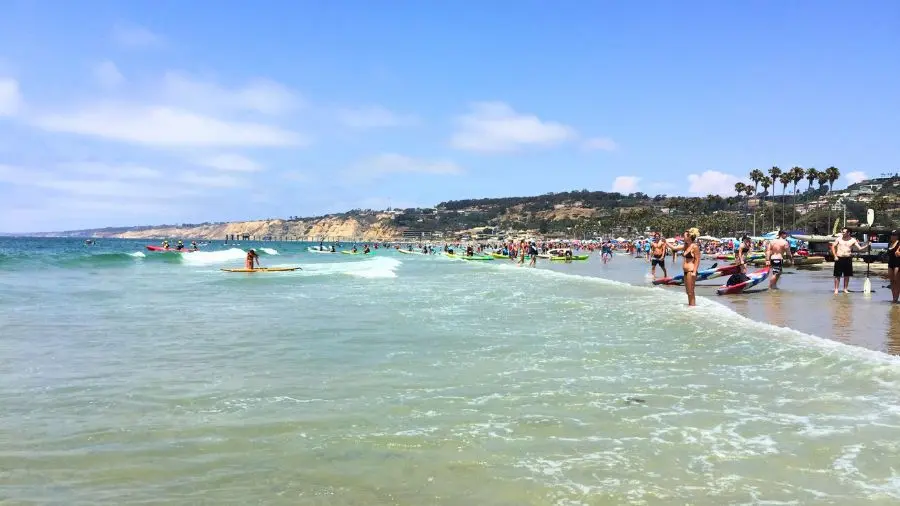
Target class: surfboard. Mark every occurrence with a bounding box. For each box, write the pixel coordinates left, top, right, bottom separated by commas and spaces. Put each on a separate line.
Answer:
220, 267, 300, 273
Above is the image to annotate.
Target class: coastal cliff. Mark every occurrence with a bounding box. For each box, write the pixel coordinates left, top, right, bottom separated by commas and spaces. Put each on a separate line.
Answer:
91, 214, 401, 241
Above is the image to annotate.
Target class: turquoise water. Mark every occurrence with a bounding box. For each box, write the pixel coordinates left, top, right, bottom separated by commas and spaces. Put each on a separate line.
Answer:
2, 238, 900, 504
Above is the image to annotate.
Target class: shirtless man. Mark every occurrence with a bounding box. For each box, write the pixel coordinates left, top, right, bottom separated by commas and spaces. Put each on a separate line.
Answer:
649, 232, 669, 280
830, 227, 869, 294
765, 230, 793, 289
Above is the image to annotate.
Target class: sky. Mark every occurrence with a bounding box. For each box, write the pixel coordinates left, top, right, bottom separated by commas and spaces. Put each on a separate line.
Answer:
0, 0, 898, 232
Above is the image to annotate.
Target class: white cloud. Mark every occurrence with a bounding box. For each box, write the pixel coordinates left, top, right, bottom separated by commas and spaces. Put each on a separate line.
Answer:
162, 72, 301, 116
61, 161, 161, 179
196, 153, 263, 172
113, 24, 164, 49
582, 137, 617, 151
687, 170, 741, 195
451, 102, 576, 153
0, 164, 193, 198
179, 171, 243, 188
336, 105, 416, 128
612, 176, 640, 193
844, 171, 867, 185
0, 78, 23, 116
33, 104, 305, 148
345, 153, 463, 182
93, 61, 124, 89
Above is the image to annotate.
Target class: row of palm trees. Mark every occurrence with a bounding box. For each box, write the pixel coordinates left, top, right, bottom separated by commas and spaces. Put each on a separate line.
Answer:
733, 166, 841, 233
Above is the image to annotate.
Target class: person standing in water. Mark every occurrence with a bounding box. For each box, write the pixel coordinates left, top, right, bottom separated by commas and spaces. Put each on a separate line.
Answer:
765, 230, 793, 289
889, 230, 900, 303
671, 228, 701, 306
245, 249, 260, 270
830, 227, 868, 294
735, 236, 752, 272
649, 232, 668, 280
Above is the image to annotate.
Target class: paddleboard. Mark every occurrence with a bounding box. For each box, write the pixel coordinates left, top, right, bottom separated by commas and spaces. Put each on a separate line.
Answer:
446, 253, 493, 260
549, 255, 589, 261
221, 267, 300, 273
653, 263, 736, 286
398, 249, 425, 255
307, 247, 335, 254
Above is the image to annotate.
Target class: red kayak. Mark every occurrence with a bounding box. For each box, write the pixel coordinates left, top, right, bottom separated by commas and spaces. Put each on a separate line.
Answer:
716, 268, 770, 295
146, 245, 197, 253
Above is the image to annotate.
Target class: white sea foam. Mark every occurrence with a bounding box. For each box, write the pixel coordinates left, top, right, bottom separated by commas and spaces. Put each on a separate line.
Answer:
181, 247, 247, 266
300, 256, 401, 279
259, 247, 279, 255
128, 251, 145, 258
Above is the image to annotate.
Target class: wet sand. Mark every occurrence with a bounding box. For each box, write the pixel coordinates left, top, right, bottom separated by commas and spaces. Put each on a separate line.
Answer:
543, 253, 900, 356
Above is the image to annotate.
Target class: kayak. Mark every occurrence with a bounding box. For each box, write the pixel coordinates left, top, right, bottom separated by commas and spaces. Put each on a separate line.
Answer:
341, 251, 373, 255
549, 255, 589, 261
653, 264, 741, 286
716, 268, 770, 295
146, 245, 196, 253
398, 249, 426, 255
307, 247, 336, 254
221, 267, 300, 273
446, 253, 493, 261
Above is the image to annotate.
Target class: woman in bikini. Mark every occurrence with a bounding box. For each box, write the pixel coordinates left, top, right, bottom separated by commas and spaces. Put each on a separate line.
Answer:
671, 228, 701, 306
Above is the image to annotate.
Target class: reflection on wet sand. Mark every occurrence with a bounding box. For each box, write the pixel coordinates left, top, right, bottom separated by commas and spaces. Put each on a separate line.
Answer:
886, 305, 900, 355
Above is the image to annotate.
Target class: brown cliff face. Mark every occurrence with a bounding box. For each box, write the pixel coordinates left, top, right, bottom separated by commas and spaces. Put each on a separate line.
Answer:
108, 216, 400, 240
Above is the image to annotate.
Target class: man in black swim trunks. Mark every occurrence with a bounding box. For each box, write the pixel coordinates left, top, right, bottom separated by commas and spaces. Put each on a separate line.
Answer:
765, 230, 792, 289
649, 232, 668, 280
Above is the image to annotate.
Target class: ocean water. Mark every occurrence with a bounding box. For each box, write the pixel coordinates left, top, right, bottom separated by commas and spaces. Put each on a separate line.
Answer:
2, 238, 900, 505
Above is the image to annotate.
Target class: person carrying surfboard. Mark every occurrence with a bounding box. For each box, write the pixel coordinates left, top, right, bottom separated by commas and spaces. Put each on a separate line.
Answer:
246, 249, 260, 270
765, 230, 793, 290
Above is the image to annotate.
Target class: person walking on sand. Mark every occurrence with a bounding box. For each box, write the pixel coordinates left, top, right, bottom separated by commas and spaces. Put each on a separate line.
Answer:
671, 227, 701, 306
888, 230, 900, 302
830, 227, 869, 294
765, 230, 793, 289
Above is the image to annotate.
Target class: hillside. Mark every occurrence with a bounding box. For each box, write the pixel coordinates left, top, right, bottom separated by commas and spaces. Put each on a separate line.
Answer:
29, 178, 900, 240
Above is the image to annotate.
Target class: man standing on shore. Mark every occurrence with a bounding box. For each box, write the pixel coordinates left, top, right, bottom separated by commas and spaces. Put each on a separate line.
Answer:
830, 227, 869, 294
765, 230, 793, 289
649, 232, 668, 280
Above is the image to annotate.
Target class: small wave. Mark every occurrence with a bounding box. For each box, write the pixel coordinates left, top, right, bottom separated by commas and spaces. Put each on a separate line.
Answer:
491, 258, 900, 372
302, 256, 401, 279
180, 248, 248, 266
259, 248, 279, 255
128, 251, 146, 258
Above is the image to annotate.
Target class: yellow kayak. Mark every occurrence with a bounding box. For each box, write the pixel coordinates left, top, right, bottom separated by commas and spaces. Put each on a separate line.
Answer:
221, 267, 300, 273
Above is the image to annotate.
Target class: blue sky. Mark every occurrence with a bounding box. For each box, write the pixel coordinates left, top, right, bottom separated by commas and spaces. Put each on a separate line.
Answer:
0, 0, 898, 231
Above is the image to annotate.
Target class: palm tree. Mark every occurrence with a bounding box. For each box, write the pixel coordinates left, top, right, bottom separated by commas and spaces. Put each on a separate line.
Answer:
768, 166, 782, 231
825, 166, 841, 193
790, 166, 805, 231
749, 169, 766, 195
734, 182, 747, 201
779, 172, 792, 230
818, 171, 831, 234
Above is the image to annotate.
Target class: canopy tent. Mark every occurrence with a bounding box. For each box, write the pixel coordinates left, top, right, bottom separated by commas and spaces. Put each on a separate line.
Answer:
697, 235, 721, 242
